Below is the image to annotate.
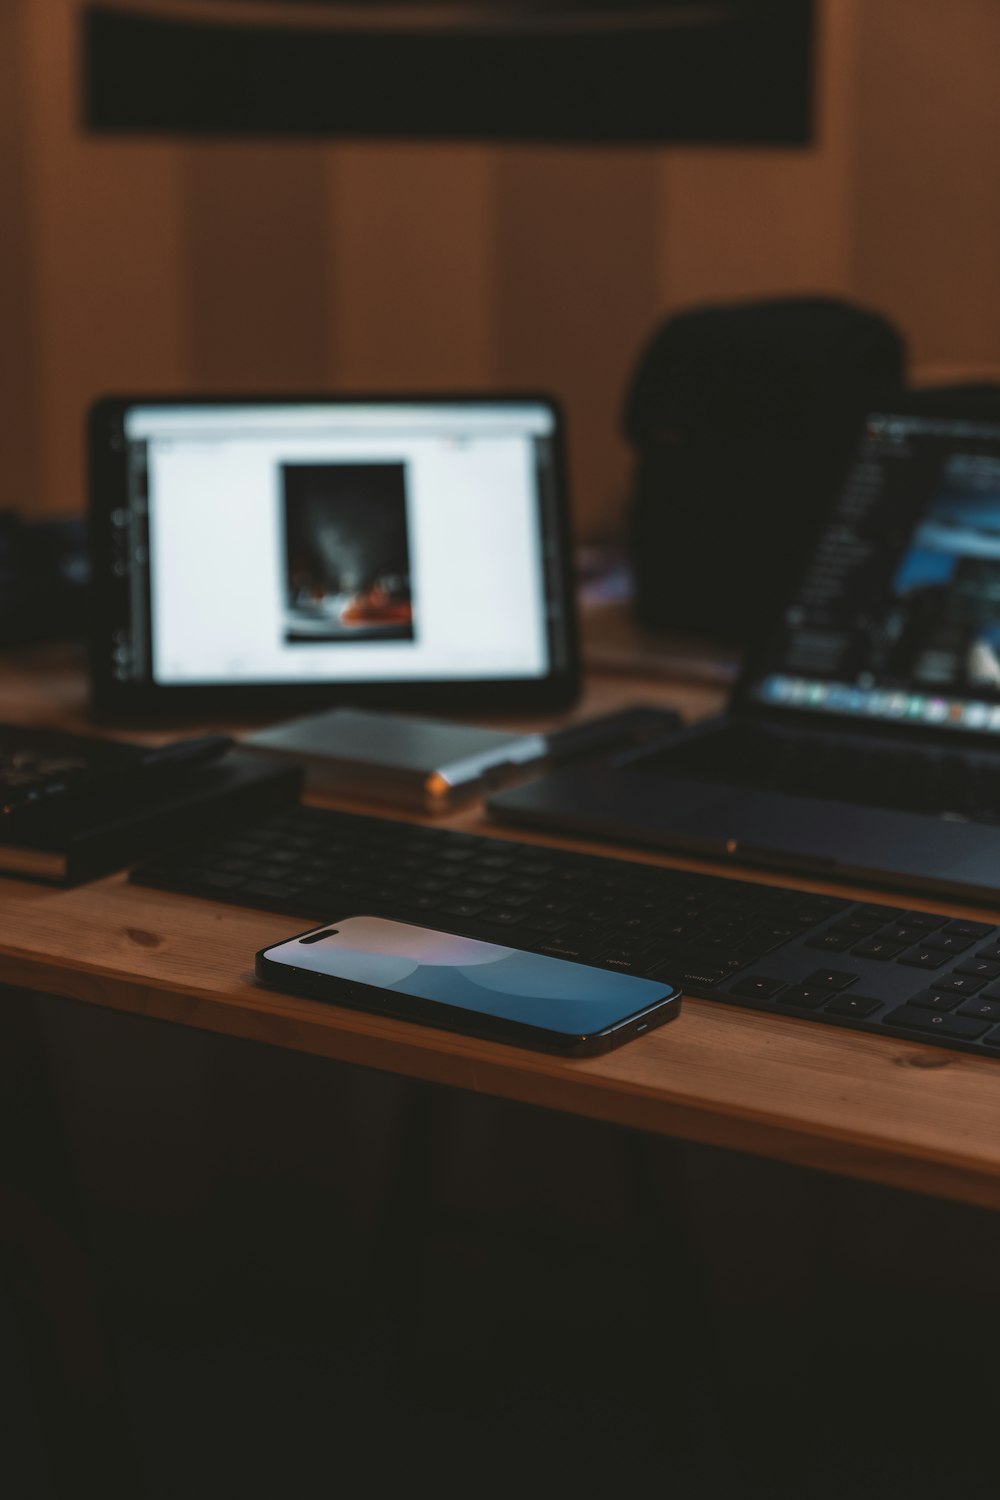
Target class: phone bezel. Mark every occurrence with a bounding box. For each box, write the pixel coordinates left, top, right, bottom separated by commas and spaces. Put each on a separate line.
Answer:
254, 916, 681, 1057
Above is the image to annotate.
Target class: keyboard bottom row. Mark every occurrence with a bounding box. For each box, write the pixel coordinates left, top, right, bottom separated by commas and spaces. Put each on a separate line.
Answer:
130, 803, 1000, 1059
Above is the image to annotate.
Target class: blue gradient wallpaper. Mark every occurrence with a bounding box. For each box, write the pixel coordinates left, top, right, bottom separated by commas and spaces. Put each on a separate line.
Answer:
266, 916, 673, 1037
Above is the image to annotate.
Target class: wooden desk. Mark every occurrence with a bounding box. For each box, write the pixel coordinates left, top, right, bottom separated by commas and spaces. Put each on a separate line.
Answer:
5, 644, 1000, 1213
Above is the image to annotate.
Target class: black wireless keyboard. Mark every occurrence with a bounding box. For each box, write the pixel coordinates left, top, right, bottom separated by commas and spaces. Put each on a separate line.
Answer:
130, 804, 1000, 1057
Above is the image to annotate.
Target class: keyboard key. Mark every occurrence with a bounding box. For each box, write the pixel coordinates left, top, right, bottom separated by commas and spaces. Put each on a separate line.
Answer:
198, 871, 247, 890
929, 972, 986, 997
533, 914, 573, 934
832, 912, 885, 936
776, 985, 835, 1010
785, 909, 835, 930
825, 993, 881, 1019
813, 922, 860, 943
599, 951, 650, 973
908, 988, 961, 1012
219, 839, 265, 857
700, 950, 754, 974
883, 1006, 990, 1041
955, 957, 1000, 980
537, 937, 588, 959
957, 998, 1000, 1023
242, 879, 303, 900
877, 924, 934, 946
803, 969, 858, 991
655, 960, 731, 988
804, 930, 854, 953
943, 920, 996, 940
897, 947, 949, 969
851, 937, 906, 961
801, 896, 851, 916
895, 910, 946, 932
727, 975, 786, 999
922, 931, 973, 955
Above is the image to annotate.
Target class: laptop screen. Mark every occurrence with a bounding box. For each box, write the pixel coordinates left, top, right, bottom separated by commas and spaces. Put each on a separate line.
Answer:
749, 411, 1000, 735
89, 394, 578, 719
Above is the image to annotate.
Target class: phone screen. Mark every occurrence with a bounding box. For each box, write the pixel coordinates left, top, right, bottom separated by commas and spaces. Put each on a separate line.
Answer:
258, 915, 679, 1048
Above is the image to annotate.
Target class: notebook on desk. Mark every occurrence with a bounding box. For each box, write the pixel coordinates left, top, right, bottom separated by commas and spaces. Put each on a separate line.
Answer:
489, 408, 1000, 907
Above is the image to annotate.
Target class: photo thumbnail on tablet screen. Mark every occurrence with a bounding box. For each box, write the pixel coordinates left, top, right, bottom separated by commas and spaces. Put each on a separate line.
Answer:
282, 462, 415, 645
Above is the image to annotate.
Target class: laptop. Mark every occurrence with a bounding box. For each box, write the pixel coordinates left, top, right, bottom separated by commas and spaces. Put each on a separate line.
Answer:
489, 409, 1000, 906
87, 392, 578, 723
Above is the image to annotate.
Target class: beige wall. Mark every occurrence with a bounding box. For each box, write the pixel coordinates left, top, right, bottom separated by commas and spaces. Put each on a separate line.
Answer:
2, 0, 998, 534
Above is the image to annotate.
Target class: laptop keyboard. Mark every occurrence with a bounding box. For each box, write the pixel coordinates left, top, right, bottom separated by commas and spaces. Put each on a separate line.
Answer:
635, 725, 1000, 822
130, 803, 1000, 1058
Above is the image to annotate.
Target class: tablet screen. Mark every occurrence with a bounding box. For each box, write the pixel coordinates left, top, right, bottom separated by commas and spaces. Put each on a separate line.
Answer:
89, 395, 578, 720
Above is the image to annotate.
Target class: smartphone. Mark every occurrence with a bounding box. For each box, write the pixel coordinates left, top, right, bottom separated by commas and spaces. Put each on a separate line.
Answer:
254, 915, 682, 1057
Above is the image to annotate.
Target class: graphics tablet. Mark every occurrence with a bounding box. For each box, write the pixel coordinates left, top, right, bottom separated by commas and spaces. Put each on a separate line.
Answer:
88, 393, 579, 722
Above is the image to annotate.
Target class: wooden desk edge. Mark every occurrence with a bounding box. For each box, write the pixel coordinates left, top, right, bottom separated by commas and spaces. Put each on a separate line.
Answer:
5, 650, 1000, 1210
6, 939, 1000, 1214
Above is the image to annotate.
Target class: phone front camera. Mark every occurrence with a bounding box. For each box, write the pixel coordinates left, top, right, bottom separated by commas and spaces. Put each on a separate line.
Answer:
299, 928, 339, 944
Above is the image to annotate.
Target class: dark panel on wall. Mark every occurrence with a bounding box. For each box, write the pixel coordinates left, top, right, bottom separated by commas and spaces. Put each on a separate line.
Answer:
83, 1, 814, 145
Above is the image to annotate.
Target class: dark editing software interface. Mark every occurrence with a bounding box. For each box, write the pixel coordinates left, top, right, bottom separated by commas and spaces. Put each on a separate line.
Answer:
753, 413, 1000, 735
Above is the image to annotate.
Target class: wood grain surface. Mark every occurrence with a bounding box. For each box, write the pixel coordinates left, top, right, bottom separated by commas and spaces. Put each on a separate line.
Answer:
5, 647, 1000, 1210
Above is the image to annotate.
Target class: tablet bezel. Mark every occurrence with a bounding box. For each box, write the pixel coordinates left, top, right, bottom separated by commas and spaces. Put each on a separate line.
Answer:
88, 391, 580, 724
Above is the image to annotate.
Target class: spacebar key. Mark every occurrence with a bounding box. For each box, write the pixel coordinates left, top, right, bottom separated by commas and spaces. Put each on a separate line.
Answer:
883, 1005, 990, 1041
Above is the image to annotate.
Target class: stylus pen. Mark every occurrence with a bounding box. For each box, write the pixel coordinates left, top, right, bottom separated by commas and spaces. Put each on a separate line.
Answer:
108, 734, 236, 800
132, 735, 235, 775
426, 705, 680, 807
539, 705, 680, 762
